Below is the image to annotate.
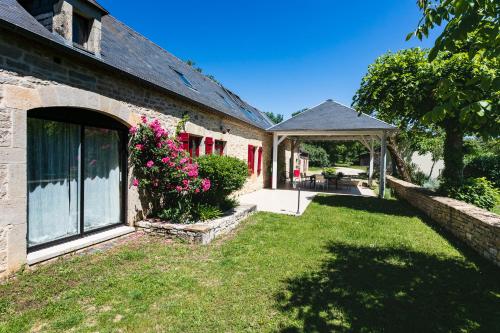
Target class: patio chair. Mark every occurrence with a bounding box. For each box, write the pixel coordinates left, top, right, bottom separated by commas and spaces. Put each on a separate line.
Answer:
307, 174, 316, 189
300, 173, 308, 187
315, 174, 328, 191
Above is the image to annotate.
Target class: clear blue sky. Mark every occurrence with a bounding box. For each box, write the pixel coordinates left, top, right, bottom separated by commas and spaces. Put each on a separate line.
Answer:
99, 0, 442, 119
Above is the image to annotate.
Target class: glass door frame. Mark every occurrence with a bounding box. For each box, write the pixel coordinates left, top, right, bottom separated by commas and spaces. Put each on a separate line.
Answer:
27, 108, 128, 252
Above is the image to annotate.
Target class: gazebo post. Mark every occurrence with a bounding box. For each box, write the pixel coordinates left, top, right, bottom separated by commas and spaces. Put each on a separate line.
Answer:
368, 139, 374, 187
379, 131, 387, 198
272, 132, 278, 189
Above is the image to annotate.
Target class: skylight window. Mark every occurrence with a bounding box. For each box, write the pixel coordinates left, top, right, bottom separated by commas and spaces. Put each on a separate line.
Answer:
217, 93, 234, 109
171, 67, 196, 90
241, 107, 258, 122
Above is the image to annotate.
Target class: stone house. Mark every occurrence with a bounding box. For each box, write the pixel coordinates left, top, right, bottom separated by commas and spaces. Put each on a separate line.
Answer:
0, 0, 298, 278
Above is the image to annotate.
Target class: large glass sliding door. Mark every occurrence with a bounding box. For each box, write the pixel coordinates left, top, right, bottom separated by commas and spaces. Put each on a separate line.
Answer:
27, 119, 81, 247
27, 110, 126, 250
83, 127, 122, 231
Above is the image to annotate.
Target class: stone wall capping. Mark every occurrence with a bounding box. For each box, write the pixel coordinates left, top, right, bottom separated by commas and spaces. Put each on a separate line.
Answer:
136, 204, 256, 245
387, 175, 500, 267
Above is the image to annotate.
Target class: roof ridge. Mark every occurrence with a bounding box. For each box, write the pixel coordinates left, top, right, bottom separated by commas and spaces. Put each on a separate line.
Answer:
331, 100, 396, 128
267, 100, 328, 130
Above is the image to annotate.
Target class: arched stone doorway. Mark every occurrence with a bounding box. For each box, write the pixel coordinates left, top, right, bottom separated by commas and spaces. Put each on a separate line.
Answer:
27, 107, 128, 250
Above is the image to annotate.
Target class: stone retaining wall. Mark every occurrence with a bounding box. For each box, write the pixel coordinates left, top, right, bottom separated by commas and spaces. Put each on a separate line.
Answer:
136, 204, 256, 244
387, 176, 500, 266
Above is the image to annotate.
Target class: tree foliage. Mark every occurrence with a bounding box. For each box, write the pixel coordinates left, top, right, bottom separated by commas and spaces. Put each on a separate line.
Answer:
410, 0, 500, 61
353, 47, 499, 190
292, 108, 309, 117
301, 143, 330, 167
265, 111, 284, 124
184, 59, 219, 83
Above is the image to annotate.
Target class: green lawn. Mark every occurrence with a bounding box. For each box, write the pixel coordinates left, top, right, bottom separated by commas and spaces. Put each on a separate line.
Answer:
1, 196, 499, 332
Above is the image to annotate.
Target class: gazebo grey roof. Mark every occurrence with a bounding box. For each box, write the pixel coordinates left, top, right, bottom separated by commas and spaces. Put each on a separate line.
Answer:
268, 99, 396, 137
268, 99, 397, 197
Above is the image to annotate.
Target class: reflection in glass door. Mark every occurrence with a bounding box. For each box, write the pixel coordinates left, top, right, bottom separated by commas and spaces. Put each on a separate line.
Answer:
27, 119, 81, 247
84, 127, 122, 231
27, 114, 125, 250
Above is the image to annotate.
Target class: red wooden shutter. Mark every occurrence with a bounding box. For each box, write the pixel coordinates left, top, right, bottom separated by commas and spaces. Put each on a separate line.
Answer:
257, 147, 263, 175
205, 137, 213, 155
248, 145, 255, 174
178, 132, 189, 152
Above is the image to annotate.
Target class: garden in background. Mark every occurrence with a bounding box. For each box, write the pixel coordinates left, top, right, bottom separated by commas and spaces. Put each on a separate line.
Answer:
266, 0, 500, 214
1, 195, 498, 332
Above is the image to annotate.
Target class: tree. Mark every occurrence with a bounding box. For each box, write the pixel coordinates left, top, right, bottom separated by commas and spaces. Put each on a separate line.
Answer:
410, 0, 499, 61
184, 59, 219, 83
184, 59, 203, 73
265, 112, 284, 124
353, 48, 499, 191
292, 108, 308, 117
301, 143, 330, 167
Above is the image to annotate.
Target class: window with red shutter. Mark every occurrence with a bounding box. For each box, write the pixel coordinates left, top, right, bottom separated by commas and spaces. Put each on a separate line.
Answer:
178, 132, 189, 152
205, 137, 213, 155
248, 145, 255, 174
189, 136, 201, 157
215, 140, 225, 156
257, 147, 263, 175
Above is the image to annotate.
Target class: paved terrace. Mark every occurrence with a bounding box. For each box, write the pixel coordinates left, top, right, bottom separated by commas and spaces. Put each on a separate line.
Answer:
240, 185, 375, 215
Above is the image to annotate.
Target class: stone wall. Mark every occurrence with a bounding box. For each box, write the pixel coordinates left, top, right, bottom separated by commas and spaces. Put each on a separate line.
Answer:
137, 204, 256, 245
387, 176, 500, 267
0, 29, 284, 277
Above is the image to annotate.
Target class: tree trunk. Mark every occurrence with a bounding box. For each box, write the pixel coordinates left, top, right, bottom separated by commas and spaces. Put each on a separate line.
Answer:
387, 137, 412, 182
429, 160, 436, 178
442, 119, 464, 191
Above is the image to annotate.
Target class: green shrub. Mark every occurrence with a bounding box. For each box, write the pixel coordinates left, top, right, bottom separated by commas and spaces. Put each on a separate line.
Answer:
193, 204, 222, 221
423, 178, 440, 191
448, 177, 499, 211
197, 155, 248, 207
220, 197, 239, 211
301, 143, 330, 167
412, 170, 430, 186
323, 167, 337, 178
464, 155, 500, 188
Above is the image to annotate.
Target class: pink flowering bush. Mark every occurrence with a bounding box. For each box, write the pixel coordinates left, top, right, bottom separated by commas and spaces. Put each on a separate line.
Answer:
129, 116, 211, 222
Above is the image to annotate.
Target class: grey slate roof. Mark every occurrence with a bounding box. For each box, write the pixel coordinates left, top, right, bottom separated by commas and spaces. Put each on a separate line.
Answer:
0, 0, 273, 130
269, 100, 397, 132
85, 0, 109, 14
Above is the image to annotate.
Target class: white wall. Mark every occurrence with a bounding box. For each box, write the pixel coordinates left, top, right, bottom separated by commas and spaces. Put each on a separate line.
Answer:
411, 152, 444, 179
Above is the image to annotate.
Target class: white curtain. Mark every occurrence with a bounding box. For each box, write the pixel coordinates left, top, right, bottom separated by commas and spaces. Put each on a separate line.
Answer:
83, 127, 122, 231
28, 119, 80, 247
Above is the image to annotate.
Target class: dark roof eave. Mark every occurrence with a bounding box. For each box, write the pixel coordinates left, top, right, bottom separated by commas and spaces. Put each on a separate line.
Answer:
0, 19, 269, 132
85, 0, 109, 14
267, 128, 398, 133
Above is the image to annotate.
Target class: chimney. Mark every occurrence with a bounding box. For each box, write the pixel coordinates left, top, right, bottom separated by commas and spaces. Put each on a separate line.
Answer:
20, 0, 107, 56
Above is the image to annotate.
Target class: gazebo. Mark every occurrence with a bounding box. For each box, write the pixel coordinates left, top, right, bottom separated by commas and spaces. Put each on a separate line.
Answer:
267, 100, 398, 198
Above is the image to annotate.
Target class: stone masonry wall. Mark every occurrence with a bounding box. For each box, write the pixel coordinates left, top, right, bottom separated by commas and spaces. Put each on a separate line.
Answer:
387, 176, 500, 267
0, 29, 285, 277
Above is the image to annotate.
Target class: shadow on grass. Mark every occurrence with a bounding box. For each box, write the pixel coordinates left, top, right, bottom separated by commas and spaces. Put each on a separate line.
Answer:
313, 195, 418, 218
276, 242, 500, 333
